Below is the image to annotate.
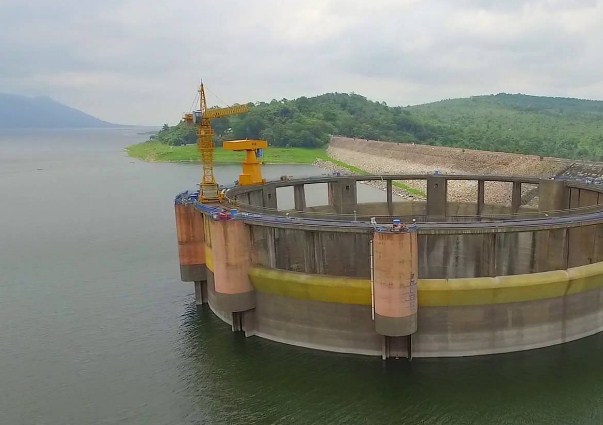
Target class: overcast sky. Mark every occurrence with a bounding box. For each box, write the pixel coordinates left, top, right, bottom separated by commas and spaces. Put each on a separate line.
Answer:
1, 0, 602, 125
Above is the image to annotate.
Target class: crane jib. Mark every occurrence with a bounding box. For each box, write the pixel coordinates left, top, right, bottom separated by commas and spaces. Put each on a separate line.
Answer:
203, 105, 249, 119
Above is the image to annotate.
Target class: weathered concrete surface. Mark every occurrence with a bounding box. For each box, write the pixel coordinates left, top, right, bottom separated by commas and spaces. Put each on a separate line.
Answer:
207, 220, 255, 313
293, 184, 306, 211
373, 231, 418, 337
251, 291, 382, 356
180, 171, 603, 358
194, 280, 208, 305
327, 178, 357, 215
235, 263, 603, 357
181, 264, 206, 283
175, 204, 206, 282
206, 272, 232, 325
249, 267, 370, 305
414, 286, 603, 357
207, 264, 603, 357
426, 176, 447, 220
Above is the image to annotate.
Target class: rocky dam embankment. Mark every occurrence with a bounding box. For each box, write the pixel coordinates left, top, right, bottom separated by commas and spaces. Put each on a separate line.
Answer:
323, 136, 603, 206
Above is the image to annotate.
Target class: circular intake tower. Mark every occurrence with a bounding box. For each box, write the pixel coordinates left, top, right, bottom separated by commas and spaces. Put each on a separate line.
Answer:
175, 174, 603, 359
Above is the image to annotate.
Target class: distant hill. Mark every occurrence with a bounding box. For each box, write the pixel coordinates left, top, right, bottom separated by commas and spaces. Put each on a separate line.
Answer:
0, 93, 118, 128
151, 92, 603, 161
407, 93, 603, 160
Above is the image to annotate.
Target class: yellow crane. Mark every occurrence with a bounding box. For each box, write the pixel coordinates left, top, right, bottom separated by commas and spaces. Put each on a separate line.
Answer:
183, 83, 249, 203
223, 139, 268, 186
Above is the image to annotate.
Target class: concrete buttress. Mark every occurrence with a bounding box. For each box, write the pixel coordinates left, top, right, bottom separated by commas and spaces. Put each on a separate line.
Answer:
373, 230, 418, 337
175, 204, 207, 288
209, 219, 255, 314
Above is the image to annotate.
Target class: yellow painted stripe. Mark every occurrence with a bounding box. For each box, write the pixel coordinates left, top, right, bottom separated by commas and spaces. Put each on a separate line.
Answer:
249, 267, 371, 305
247, 263, 603, 307
417, 271, 570, 306
567, 262, 603, 295
205, 245, 214, 272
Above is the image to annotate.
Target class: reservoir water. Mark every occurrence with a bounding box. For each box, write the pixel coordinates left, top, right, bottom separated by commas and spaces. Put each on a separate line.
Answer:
1, 128, 603, 424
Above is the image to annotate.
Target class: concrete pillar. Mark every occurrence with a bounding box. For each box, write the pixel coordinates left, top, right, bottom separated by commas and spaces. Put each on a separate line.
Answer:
209, 219, 255, 313
194, 280, 208, 305
535, 228, 569, 272
578, 189, 599, 208
511, 181, 522, 214
568, 190, 599, 267
175, 203, 207, 283
535, 180, 569, 272
262, 185, 277, 210
373, 230, 418, 337
593, 224, 603, 263
569, 187, 580, 210
477, 180, 485, 217
303, 231, 316, 273
386, 180, 393, 216
421, 234, 447, 279
313, 232, 325, 274
293, 184, 306, 212
267, 228, 276, 268
248, 190, 263, 208
481, 233, 496, 277
426, 176, 447, 221
327, 181, 335, 208
539, 179, 569, 213
328, 178, 357, 215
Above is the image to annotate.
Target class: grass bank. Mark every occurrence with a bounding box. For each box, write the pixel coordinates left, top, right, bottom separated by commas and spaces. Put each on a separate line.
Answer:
325, 158, 425, 197
126, 141, 425, 197
126, 141, 328, 164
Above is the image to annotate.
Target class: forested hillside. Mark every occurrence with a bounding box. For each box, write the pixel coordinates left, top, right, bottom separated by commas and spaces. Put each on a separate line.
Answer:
151, 92, 431, 148
151, 92, 603, 160
409, 94, 603, 159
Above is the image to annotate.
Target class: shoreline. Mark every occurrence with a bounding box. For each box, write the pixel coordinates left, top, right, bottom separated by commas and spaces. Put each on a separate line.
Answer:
126, 141, 423, 198
312, 159, 422, 199
125, 141, 328, 165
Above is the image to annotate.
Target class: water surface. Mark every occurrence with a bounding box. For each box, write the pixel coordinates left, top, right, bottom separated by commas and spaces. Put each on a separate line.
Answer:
1, 129, 602, 424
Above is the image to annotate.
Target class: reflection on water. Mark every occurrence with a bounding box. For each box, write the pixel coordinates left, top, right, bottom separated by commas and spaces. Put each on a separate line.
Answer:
180, 304, 603, 425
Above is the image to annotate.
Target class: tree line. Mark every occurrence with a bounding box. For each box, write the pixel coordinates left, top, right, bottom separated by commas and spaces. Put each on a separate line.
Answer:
150, 92, 603, 160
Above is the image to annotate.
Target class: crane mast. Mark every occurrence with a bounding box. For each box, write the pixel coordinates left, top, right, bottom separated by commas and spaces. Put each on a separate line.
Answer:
183, 83, 249, 203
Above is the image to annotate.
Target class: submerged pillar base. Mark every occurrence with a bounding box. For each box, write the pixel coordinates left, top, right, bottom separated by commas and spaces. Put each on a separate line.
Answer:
381, 335, 411, 360
194, 280, 208, 305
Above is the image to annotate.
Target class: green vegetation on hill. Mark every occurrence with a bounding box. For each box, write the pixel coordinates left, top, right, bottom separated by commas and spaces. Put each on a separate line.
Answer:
147, 92, 603, 161
149, 93, 432, 148
409, 94, 603, 159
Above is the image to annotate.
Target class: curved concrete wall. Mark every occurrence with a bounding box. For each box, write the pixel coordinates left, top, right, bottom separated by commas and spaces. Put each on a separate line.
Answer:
240, 263, 603, 357
175, 174, 603, 358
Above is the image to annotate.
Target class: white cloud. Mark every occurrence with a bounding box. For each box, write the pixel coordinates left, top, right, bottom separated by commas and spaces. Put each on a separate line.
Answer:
0, 0, 602, 125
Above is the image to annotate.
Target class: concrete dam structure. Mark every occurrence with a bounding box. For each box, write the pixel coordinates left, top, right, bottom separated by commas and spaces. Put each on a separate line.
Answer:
175, 174, 603, 359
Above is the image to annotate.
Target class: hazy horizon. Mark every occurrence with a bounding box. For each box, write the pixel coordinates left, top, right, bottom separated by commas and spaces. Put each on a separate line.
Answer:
2, 1, 602, 126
